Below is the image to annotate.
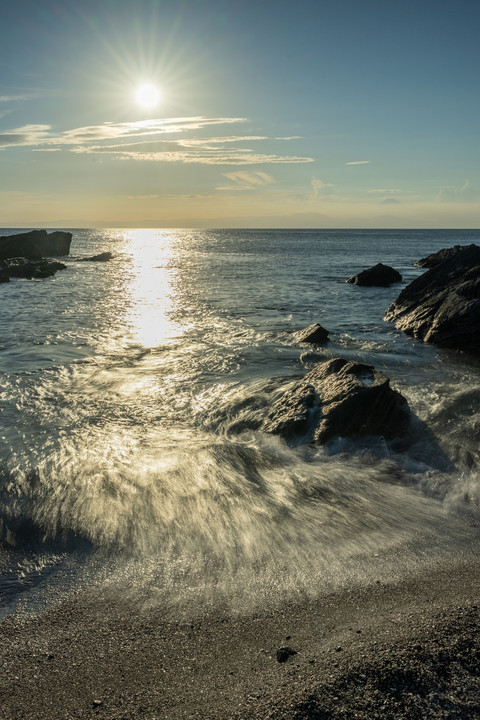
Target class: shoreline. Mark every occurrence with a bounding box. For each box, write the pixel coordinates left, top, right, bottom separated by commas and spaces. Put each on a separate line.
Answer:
1, 553, 478, 719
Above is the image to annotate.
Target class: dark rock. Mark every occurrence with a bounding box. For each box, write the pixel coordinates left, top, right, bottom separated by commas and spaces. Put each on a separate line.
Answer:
263, 382, 318, 442
346, 263, 402, 286
276, 647, 298, 663
295, 323, 329, 344
385, 244, 480, 353
263, 357, 410, 446
0, 257, 67, 280
78, 251, 113, 262
415, 243, 478, 268
0, 230, 72, 260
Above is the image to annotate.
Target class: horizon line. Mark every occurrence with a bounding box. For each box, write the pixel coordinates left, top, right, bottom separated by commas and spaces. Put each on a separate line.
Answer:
2, 225, 480, 232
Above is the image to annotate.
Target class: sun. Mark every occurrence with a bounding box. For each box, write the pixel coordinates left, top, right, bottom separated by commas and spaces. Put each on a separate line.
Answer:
136, 83, 161, 108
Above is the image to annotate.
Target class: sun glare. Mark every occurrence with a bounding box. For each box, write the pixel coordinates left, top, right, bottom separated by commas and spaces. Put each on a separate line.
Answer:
136, 83, 161, 108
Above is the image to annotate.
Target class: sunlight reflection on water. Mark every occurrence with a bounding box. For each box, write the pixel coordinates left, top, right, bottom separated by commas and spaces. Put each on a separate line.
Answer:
1, 228, 480, 617
123, 229, 179, 349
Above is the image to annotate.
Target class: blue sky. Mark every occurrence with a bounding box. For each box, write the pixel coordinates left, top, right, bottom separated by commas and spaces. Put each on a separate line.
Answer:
1, 0, 479, 227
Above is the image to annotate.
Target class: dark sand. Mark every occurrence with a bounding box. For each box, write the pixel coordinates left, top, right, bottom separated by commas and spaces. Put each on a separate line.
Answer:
1, 554, 479, 719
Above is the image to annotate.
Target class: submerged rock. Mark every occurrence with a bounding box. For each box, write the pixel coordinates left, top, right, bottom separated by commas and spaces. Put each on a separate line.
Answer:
0, 229, 72, 260
346, 263, 402, 286
78, 251, 113, 262
415, 243, 478, 269
295, 323, 329, 344
0, 257, 67, 280
263, 357, 409, 446
385, 244, 480, 353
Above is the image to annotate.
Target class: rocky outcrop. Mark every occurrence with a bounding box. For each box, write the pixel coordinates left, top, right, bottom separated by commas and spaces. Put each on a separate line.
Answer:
385, 244, 480, 353
295, 323, 329, 344
263, 357, 409, 445
0, 230, 72, 260
415, 244, 478, 269
347, 263, 402, 286
0, 257, 67, 281
78, 252, 113, 262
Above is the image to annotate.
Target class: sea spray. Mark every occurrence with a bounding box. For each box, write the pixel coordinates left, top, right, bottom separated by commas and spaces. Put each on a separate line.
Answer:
1, 228, 479, 618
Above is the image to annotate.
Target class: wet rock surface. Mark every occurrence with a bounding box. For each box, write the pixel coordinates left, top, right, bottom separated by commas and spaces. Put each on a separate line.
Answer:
295, 324, 329, 344
0, 230, 72, 260
346, 263, 402, 286
385, 244, 480, 353
415, 243, 479, 268
0, 257, 67, 280
78, 251, 114, 262
263, 357, 410, 445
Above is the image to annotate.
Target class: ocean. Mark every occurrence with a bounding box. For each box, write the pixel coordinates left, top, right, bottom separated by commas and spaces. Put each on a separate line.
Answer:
1, 228, 479, 619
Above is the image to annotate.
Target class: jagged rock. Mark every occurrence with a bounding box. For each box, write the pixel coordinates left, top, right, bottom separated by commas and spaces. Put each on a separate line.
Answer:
78, 252, 113, 262
295, 323, 329, 344
385, 244, 480, 353
415, 244, 478, 268
0, 257, 67, 280
263, 357, 409, 445
0, 229, 72, 260
346, 263, 402, 286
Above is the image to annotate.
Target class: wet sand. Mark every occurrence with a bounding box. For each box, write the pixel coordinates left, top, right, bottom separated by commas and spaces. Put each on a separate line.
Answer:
1, 553, 479, 719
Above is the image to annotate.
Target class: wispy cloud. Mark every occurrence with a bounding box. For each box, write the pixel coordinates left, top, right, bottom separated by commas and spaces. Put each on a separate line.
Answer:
345, 160, 370, 165
0, 124, 51, 147
221, 171, 275, 187
0, 118, 246, 148
436, 179, 474, 201
177, 136, 268, 147
368, 188, 400, 194
81, 148, 312, 165
217, 171, 275, 190
0, 94, 38, 102
125, 193, 207, 200
311, 178, 335, 197
0, 117, 313, 165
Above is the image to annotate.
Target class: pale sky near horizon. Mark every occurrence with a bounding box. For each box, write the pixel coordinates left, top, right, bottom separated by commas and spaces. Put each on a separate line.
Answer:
1, 0, 479, 228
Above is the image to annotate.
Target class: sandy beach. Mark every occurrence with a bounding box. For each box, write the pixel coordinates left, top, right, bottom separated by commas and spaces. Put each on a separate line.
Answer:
1, 550, 478, 720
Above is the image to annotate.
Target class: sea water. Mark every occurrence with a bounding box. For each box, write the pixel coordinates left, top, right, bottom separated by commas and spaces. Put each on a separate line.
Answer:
1, 228, 479, 617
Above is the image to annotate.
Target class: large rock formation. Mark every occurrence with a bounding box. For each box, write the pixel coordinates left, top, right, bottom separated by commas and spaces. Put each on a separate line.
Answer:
346, 263, 402, 286
263, 357, 410, 445
0, 229, 72, 260
415, 244, 478, 269
385, 244, 480, 353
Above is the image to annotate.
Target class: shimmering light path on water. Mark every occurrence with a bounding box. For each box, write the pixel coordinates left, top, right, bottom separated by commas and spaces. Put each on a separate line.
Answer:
0, 229, 479, 616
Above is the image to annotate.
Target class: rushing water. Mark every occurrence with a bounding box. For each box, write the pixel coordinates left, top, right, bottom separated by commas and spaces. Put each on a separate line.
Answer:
1, 228, 479, 618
